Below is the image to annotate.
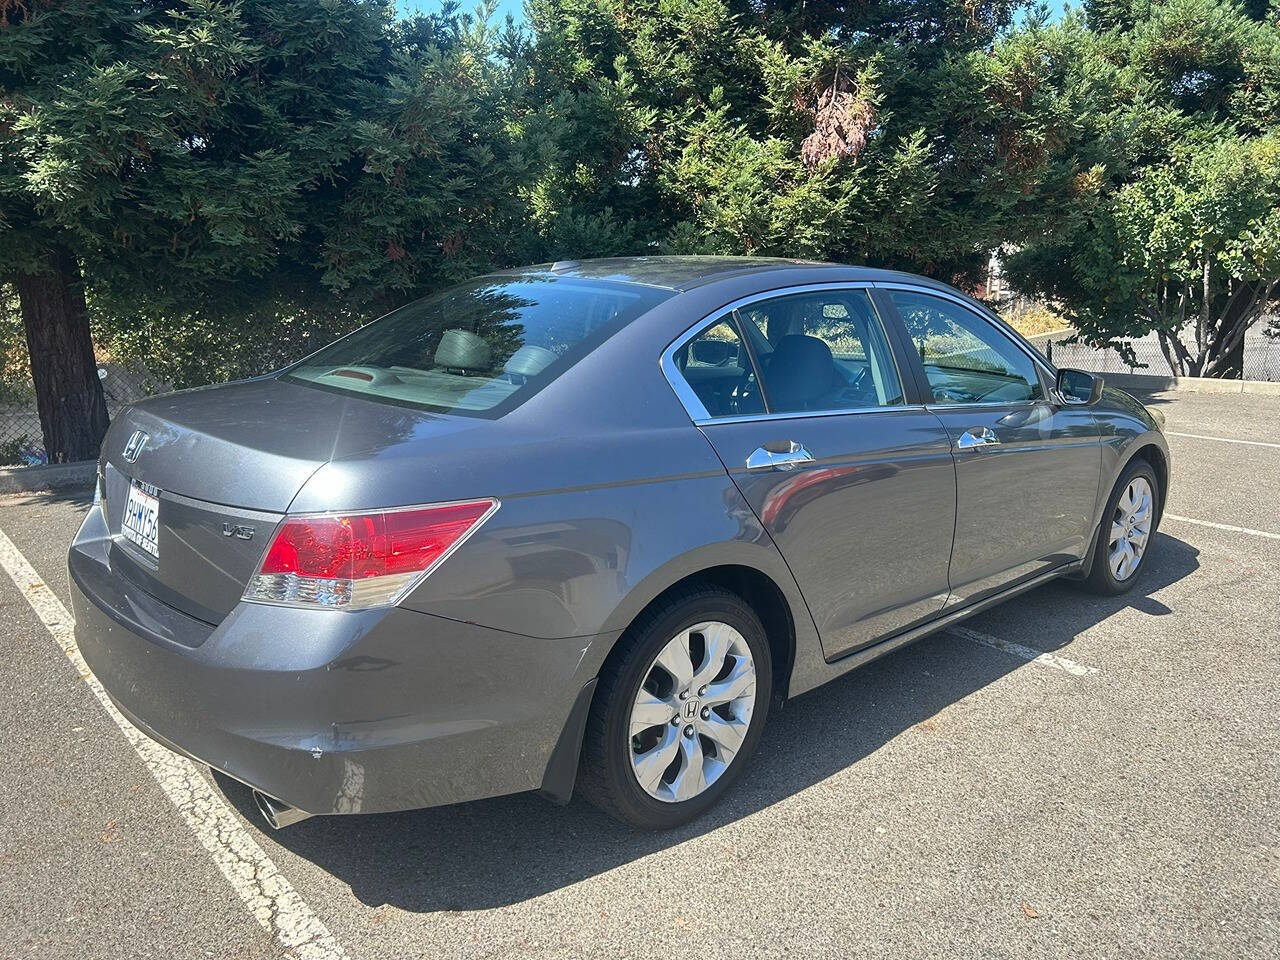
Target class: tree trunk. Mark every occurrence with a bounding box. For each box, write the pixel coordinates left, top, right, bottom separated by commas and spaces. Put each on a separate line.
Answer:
1218, 334, 1245, 379
1202, 279, 1265, 379
14, 247, 110, 463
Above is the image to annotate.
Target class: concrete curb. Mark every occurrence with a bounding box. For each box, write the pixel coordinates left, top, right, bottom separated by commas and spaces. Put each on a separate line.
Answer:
0, 460, 96, 495
1102, 372, 1280, 396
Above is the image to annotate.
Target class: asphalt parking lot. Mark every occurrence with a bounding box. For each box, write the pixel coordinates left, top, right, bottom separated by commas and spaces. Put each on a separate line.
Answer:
1, 389, 1277, 960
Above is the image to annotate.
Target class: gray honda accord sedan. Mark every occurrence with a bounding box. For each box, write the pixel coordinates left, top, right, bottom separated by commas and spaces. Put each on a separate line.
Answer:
70, 257, 1169, 831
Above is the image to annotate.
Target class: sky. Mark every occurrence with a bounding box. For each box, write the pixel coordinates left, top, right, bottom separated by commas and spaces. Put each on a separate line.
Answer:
399, 0, 526, 24
399, 1, 1076, 29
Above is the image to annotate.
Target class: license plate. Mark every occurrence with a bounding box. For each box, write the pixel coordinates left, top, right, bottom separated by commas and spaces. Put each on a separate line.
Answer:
121, 480, 161, 559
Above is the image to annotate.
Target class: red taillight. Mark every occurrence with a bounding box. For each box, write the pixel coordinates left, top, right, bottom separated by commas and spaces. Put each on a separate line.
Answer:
245, 499, 497, 609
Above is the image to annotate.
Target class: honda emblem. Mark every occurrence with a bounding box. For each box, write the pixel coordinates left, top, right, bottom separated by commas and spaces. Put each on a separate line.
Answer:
122, 430, 149, 464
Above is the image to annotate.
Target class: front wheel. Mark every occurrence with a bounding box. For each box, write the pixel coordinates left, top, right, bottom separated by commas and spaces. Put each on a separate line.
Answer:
577, 587, 772, 829
1084, 458, 1160, 595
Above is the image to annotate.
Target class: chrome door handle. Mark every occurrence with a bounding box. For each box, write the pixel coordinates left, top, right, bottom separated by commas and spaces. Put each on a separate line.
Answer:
955, 427, 1000, 450
746, 442, 815, 472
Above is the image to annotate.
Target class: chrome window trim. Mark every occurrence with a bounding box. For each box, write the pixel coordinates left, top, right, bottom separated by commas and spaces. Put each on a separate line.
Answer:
694, 404, 929, 428
922, 399, 1041, 414
660, 342, 714, 422
660, 281, 914, 425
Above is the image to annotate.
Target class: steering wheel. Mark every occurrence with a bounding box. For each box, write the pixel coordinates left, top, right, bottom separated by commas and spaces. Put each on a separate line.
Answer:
835, 365, 879, 405
731, 369, 760, 413
933, 384, 976, 403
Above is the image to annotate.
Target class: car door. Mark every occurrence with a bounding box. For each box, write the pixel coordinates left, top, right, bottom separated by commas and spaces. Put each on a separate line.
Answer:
664, 285, 958, 661
879, 286, 1103, 607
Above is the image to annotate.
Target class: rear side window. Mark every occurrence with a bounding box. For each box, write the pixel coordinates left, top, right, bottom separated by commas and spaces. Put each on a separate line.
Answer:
889, 290, 1042, 404
736, 289, 905, 413
284, 277, 671, 417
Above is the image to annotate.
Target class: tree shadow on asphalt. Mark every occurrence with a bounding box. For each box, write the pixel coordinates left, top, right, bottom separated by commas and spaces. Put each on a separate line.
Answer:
0, 485, 93, 508
211, 532, 1199, 914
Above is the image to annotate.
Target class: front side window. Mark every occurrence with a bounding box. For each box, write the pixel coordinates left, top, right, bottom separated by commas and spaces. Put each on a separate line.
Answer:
284, 277, 671, 417
735, 289, 905, 413
888, 290, 1042, 404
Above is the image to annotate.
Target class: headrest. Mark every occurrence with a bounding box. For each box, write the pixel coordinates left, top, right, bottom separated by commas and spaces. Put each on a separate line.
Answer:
503, 344, 557, 378
768, 335, 835, 410
434, 329, 492, 372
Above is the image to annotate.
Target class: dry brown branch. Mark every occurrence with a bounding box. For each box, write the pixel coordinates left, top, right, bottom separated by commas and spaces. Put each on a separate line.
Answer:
801, 75, 875, 169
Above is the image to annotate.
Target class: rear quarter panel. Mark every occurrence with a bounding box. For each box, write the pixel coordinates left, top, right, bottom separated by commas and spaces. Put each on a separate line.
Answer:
401, 443, 801, 628
396, 434, 831, 696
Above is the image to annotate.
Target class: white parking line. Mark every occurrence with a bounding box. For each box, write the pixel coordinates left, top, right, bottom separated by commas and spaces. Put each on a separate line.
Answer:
1165, 514, 1280, 541
0, 527, 349, 960
1165, 431, 1280, 450
948, 625, 1098, 677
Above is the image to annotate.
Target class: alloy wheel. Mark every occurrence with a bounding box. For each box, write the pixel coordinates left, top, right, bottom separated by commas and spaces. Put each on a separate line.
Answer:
628, 621, 757, 803
1108, 476, 1153, 581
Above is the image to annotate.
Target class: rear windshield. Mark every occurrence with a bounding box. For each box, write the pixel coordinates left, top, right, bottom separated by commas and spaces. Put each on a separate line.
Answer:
282, 276, 671, 417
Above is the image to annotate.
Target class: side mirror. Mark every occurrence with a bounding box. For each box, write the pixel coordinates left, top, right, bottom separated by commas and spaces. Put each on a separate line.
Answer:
1056, 368, 1104, 406
690, 339, 737, 366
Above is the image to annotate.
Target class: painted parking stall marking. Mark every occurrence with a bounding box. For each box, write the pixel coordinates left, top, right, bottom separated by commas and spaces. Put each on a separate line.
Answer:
1164, 430, 1280, 450
1160, 428, 1280, 540
1164, 514, 1280, 542
0, 525, 349, 960
948, 625, 1098, 677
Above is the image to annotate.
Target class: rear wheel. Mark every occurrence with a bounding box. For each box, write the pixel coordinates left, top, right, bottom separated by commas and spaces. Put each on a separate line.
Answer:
578, 587, 772, 829
1084, 458, 1160, 595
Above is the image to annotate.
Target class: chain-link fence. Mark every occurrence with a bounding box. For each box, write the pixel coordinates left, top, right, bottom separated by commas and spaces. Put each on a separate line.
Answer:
0, 363, 168, 467
1026, 316, 1280, 382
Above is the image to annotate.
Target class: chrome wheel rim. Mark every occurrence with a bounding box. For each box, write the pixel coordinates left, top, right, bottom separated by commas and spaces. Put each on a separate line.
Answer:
628, 621, 757, 803
1108, 476, 1153, 581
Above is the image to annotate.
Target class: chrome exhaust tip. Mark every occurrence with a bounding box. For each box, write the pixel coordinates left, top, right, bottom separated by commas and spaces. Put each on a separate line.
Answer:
252, 790, 313, 830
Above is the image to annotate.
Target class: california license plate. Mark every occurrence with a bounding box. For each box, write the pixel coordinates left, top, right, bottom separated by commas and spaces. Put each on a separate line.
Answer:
121, 480, 161, 559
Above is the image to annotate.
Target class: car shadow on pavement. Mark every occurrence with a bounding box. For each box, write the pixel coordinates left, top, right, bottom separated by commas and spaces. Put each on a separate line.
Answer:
210, 531, 1200, 914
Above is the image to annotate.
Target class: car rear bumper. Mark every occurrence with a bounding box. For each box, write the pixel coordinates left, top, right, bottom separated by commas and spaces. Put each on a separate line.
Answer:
68, 507, 604, 816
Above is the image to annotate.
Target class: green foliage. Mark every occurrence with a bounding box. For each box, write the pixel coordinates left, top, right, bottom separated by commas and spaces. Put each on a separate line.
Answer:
0, 283, 32, 405
2, 1, 389, 288
95, 304, 357, 390
0, 433, 34, 466
1005, 0, 1280, 376
1, 0, 1277, 401
515, 0, 1066, 284
1, 1, 528, 352
0, 0, 555, 419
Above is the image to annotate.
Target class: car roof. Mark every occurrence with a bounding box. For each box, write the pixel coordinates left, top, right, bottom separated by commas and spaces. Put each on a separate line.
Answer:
487, 256, 952, 293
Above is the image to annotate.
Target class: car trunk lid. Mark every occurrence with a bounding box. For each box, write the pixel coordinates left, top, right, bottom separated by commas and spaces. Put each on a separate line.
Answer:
100, 377, 450, 624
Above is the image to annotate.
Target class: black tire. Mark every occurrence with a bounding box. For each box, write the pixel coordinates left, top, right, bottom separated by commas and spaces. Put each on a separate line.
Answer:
578, 586, 772, 829
1083, 457, 1161, 595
